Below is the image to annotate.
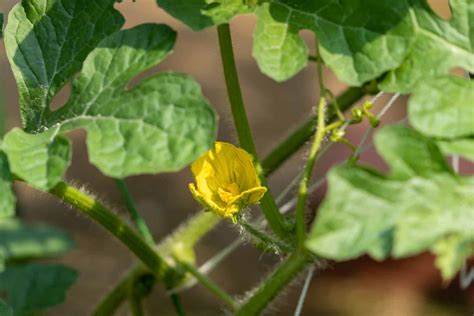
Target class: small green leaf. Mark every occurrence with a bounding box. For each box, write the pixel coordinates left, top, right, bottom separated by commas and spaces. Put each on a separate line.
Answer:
0, 264, 78, 315
0, 219, 74, 262
432, 234, 473, 281
409, 76, 474, 139
306, 126, 474, 279
4, 0, 124, 131
1, 127, 71, 190
156, 0, 213, 31
0, 152, 15, 218
252, 3, 308, 81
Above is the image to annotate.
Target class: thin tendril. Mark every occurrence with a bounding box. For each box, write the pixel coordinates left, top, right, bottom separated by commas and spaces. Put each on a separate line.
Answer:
294, 266, 315, 316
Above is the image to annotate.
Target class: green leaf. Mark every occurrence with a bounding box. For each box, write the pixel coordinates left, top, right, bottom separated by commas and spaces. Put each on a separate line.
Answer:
409, 76, 474, 139
158, 0, 473, 89
42, 24, 216, 178
381, 0, 474, 92
156, 0, 252, 31
0, 219, 74, 262
252, 3, 308, 81
0, 153, 15, 218
306, 126, 474, 279
409, 76, 474, 162
1, 127, 71, 190
0, 263, 78, 315
438, 139, 474, 162
0, 300, 13, 316
432, 234, 473, 280
4, 0, 124, 131
156, 0, 214, 31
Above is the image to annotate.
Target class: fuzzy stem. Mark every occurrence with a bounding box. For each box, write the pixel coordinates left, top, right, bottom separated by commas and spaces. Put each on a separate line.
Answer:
48, 182, 180, 285
178, 260, 236, 310
217, 23, 287, 239
295, 98, 327, 247
240, 221, 292, 253
115, 179, 155, 245
235, 252, 311, 315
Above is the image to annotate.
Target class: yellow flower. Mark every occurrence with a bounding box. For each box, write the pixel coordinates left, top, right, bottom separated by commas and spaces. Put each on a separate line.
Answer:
189, 142, 267, 221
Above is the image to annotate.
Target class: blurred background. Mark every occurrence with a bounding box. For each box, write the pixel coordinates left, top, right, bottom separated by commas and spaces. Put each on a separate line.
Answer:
0, 0, 473, 315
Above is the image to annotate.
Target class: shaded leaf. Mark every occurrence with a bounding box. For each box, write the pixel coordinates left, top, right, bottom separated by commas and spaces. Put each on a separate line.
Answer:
0, 264, 78, 316
0, 219, 74, 262
0, 153, 15, 218
306, 126, 474, 279
1, 127, 71, 190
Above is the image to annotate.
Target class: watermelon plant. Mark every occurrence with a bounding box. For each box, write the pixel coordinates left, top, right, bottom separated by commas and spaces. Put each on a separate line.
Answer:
0, 0, 472, 315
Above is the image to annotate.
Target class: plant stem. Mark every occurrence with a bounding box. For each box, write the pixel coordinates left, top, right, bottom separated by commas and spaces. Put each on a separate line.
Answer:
235, 252, 311, 315
92, 271, 136, 316
48, 182, 180, 285
128, 287, 145, 316
115, 179, 155, 245
295, 98, 327, 247
170, 293, 187, 316
239, 221, 292, 253
217, 23, 287, 239
261, 86, 368, 174
178, 260, 236, 310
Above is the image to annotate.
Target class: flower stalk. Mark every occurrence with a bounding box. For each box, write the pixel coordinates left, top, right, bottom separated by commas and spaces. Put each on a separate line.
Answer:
217, 23, 287, 239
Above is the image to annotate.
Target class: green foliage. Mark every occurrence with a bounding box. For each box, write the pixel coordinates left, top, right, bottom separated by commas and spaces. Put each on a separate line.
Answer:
306, 126, 474, 278
4, 0, 124, 132
1, 127, 71, 190
409, 76, 474, 162
0, 300, 13, 316
0, 153, 15, 218
0, 264, 78, 316
0, 218, 74, 263
0, 12, 3, 39
158, 0, 473, 89
3, 0, 217, 180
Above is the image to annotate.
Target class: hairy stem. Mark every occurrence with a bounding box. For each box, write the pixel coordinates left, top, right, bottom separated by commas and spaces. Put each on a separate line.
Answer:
240, 221, 292, 253
295, 97, 327, 247
115, 179, 155, 245
178, 260, 236, 310
48, 182, 180, 285
217, 23, 287, 239
235, 252, 311, 315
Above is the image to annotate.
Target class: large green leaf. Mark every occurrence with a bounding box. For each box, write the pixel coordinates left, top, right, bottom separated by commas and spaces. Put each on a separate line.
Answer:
1, 127, 71, 190
409, 76, 474, 139
0, 264, 78, 316
306, 126, 474, 279
409, 76, 474, 162
4, 0, 124, 132
5, 4, 217, 179
0, 153, 15, 218
381, 0, 474, 92
158, 0, 473, 89
0, 219, 74, 262
42, 24, 216, 178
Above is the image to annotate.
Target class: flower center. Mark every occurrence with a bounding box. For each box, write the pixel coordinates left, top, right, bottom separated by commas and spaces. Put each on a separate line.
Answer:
217, 182, 241, 204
